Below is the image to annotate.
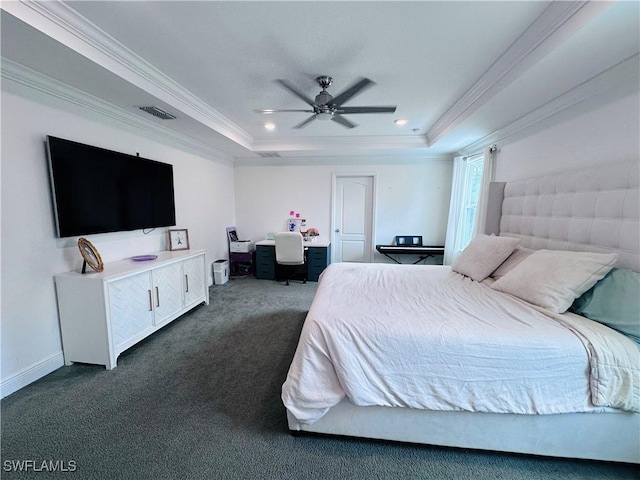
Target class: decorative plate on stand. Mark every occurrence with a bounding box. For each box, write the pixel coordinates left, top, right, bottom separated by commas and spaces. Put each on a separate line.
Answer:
78, 238, 104, 273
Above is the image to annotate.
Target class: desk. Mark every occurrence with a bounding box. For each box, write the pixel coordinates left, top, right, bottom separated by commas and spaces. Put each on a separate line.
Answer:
375, 245, 445, 264
255, 239, 331, 282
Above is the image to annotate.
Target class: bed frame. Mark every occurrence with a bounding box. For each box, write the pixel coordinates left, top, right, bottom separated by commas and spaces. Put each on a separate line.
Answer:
287, 161, 640, 463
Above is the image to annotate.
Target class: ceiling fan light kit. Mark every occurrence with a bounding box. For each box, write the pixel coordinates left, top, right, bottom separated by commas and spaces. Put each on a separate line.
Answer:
257, 75, 397, 129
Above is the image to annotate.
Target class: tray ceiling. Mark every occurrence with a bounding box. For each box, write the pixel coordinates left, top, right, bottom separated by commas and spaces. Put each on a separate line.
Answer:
1, 1, 638, 163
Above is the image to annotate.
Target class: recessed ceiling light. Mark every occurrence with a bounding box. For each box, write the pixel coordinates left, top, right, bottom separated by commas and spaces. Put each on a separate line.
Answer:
394, 118, 408, 126
264, 122, 276, 131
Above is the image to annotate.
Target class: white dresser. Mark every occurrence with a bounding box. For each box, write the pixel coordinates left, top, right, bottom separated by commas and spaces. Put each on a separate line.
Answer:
55, 249, 209, 369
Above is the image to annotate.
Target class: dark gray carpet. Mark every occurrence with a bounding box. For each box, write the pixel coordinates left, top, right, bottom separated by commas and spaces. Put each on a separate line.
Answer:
1, 277, 637, 479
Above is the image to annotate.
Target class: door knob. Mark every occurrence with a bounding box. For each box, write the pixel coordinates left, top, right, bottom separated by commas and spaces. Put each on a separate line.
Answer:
335, 229, 340, 233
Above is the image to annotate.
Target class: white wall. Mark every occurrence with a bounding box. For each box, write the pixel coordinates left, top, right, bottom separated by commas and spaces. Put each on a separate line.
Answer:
1, 91, 236, 397
234, 160, 453, 263
495, 91, 640, 181
4, 73, 635, 399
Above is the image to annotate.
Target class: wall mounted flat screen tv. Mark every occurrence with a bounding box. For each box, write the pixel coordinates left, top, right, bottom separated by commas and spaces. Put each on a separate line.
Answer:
46, 136, 176, 238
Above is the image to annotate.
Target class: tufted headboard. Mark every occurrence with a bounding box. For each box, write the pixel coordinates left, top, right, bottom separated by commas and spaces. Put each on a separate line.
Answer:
485, 161, 640, 272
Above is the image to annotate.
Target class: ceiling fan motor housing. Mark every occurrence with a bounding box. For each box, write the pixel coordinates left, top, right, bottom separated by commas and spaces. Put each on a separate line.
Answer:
315, 91, 334, 107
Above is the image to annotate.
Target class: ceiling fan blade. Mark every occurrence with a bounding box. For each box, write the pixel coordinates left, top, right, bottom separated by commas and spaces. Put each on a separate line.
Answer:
331, 115, 357, 129
330, 77, 374, 107
338, 106, 397, 114
254, 109, 314, 114
275, 79, 316, 107
293, 115, 317, 129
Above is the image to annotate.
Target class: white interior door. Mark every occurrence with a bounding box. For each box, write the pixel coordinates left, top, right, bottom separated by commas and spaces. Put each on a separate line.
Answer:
332, 175, 374, 263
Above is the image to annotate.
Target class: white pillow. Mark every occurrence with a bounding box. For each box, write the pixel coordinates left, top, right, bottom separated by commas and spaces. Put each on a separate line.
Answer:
451, 234, 520, 282
491, 247, 534, 280
490, 249, 618, 313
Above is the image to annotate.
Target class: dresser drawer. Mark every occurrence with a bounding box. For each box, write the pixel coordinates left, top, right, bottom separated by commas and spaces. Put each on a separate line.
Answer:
256, 245, 275, 259
255, 264, 275, 280
306, 245, 330, 282
306, 248, 326, 262
255, 245, 275, 279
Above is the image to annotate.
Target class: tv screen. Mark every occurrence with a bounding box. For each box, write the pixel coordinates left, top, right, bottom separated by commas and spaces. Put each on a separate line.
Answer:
46, 136, 176, 238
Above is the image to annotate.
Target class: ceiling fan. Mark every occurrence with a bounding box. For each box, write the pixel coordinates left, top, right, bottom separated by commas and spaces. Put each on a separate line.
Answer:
256, 75, 396, 129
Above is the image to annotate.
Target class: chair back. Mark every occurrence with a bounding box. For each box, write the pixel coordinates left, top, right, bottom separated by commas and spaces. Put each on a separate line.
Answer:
275, 232, 305, 265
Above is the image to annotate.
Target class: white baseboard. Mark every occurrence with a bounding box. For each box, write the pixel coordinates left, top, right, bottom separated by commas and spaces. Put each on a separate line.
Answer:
1, 352, 65, 399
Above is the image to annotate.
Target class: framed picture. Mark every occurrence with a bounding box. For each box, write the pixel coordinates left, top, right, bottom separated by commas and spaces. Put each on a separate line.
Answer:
226, 226, 238, 243
168, 229, 190, 251
78, 237, 104, 273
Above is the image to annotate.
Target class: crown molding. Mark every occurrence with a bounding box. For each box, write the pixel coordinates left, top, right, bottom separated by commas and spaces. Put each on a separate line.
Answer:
457, 53, 640, 156
252, 134, 429, 153
2, 0, 254, 150
426, 0, 612, 147
1, 57, 234, 165
234, 153, 452, 167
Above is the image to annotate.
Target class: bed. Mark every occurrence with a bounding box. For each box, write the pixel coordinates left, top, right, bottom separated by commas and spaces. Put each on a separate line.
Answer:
281, 161, 640, 463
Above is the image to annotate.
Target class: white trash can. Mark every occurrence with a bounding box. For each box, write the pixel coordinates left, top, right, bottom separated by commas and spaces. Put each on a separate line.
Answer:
213, 259, 229, 285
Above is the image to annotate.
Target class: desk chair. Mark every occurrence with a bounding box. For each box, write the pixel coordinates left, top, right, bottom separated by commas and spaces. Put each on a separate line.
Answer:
275, 232, 306, 285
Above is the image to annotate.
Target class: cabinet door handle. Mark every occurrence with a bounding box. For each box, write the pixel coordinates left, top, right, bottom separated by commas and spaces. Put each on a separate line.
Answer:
147, 290, 153, 311
185, 274, 189, 293
155, 286, 160, 307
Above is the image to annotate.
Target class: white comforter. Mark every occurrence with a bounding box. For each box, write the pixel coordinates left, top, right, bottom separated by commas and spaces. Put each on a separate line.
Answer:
282, 263, 639, 425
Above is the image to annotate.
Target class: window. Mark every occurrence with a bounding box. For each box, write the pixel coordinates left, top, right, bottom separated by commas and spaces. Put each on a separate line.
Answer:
444, 151, 493, 265
456, 155, 484, 253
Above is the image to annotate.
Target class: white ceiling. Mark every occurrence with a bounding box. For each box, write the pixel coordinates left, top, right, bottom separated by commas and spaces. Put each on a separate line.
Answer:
1, 1, 638, 163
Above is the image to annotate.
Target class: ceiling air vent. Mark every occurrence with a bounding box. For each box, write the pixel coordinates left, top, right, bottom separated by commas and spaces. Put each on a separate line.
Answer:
138, 106, 177, 120
257, 152, 281, 158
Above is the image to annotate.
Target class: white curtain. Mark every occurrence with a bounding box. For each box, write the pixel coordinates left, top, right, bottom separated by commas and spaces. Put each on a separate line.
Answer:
443, 156, 466, 265
472, 146, 497, 237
